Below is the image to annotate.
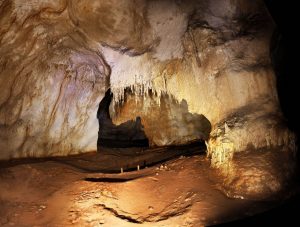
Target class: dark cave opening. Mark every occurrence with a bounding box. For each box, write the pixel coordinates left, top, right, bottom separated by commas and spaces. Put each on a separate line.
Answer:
95, 88, 208, 173
266, 0, 299, 141
97, 89, 149, 148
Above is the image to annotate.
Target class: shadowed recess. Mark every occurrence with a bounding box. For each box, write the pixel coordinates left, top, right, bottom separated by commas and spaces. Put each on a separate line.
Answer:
97, 89, 149, 148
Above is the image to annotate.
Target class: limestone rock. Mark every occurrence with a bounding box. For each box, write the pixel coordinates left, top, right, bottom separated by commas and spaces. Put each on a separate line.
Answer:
112, 92, 211, 146
0, 0, 297, 198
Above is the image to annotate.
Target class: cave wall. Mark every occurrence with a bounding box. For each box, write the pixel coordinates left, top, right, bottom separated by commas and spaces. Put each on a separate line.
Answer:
112, 93, 211, 146
0, 0, 110, 159
0, 0, 296, 169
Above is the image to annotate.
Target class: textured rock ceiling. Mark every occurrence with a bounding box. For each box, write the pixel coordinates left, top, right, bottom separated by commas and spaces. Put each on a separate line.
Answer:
0, 0, 297, 197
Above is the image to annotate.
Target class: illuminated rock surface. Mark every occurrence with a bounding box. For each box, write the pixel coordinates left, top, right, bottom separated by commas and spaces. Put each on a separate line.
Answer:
0, 0, 296, 198
111, 93, 211, 146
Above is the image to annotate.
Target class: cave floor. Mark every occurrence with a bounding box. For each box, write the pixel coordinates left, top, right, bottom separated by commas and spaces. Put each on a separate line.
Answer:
0, 147, 278, 227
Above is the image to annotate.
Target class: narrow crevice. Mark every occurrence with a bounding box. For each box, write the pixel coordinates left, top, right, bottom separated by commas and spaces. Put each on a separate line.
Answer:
97, 201, 191, 223
84, 177, 140, 183
98, 204, 142, 224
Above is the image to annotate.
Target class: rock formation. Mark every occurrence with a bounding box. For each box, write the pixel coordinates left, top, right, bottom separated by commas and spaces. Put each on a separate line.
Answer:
0, 0, 296, 198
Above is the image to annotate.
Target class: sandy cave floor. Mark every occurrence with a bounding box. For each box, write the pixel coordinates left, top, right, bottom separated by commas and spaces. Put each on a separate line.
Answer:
0, 146, 285, 227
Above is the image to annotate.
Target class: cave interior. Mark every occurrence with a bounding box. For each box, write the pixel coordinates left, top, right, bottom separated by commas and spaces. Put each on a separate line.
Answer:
0, 0, 299, 226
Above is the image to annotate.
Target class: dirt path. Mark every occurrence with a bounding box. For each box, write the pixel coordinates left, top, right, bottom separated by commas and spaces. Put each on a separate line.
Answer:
0, 150, 277, 226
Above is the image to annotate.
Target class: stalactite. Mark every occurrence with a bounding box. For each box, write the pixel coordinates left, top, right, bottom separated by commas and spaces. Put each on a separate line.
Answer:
110, 72, 180, 117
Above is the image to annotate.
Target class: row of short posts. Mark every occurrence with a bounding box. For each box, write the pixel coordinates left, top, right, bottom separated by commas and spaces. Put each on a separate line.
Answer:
120, 164, 141, 173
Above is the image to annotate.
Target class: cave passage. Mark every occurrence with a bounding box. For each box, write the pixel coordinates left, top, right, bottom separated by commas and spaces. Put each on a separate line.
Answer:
97, 89, 149, 148
95, 88, 208, 173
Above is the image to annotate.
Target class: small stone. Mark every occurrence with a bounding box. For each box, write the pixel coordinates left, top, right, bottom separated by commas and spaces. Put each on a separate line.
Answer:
148, 206, 154, 211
